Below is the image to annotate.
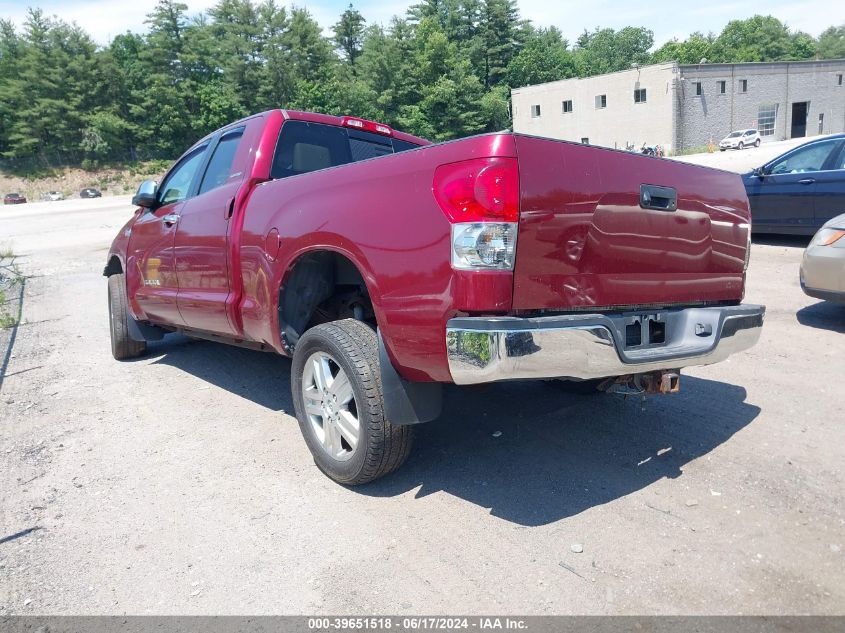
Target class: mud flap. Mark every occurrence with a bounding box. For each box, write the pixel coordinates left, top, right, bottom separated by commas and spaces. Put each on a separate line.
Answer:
378, 331, 442, 425
126, 315, 166, 342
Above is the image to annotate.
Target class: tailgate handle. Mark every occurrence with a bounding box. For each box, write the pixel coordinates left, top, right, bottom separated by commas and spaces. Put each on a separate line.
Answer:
640, 184, 677, 211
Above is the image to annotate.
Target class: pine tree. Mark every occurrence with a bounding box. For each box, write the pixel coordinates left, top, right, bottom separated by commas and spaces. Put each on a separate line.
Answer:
333, 4, 366, 67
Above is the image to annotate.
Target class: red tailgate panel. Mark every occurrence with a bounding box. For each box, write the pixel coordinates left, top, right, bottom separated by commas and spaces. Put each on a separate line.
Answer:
512, 135, 750, 311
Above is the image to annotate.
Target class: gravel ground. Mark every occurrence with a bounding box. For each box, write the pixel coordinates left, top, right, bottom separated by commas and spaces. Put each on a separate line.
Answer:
0, 190, 843, 615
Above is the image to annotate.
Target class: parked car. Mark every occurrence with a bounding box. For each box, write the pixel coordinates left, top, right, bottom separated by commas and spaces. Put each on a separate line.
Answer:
104, 109, 765, 484
800, 212, 845, 304
743, 134, 845, 235
719, 129, 761, 151
3, 193, 26, 205
80, 188, 102, 198
42, 191, 65, 201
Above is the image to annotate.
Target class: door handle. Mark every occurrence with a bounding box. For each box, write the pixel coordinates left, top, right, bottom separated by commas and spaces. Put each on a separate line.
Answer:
640, 184, 677, 211
798, 178, 816, 185
224, 197, 235, 219
162, 213, 180, 226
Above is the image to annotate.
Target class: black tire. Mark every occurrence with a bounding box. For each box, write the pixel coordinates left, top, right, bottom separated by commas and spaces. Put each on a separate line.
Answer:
107, 273, 146, 360
719, 148, 725, 152
291, 319, 413, 485
548, 378, 604, 395
755, 139, 761, 147
738, 142, 744, 150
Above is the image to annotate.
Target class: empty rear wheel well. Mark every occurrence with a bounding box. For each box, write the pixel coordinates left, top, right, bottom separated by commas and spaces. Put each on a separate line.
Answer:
103, 256, 123, 277
279, 251, 375, 352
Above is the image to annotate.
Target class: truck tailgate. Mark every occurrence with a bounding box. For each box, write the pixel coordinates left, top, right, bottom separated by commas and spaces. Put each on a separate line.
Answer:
512, 135, 750, 311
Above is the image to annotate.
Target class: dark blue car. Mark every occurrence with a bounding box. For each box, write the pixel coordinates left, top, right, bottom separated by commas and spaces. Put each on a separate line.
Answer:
743, 134, 845, 235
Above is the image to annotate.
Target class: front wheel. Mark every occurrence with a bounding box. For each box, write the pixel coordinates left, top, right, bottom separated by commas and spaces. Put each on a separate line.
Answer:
291, 319, 413, 485
738, 142, 745, 150
755, 139, 761, 147
108, 274, 146, 360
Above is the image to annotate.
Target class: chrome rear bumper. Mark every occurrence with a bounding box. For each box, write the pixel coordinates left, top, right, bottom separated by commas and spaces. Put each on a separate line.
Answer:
446, 304, 764, 385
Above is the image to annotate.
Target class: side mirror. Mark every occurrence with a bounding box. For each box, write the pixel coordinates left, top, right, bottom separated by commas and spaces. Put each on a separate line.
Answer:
752, 166, 765, 178
132, 180, 158, 208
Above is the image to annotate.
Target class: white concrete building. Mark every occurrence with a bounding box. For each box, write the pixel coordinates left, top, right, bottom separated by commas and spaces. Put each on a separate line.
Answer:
511, 59, 845, 154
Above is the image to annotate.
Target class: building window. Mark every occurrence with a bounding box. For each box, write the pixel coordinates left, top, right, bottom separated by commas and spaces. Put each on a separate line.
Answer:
530, 104, 541, 118
595, 94, 607, 109
694, 82, 702, 96
838, 74, 843, 86
758, 104, 778, 137
718, 80, 726, 94
562, 100, 573, 113
634, 88, 647, 103
819, 113, 824, 134
739, 79, 748, 93
581, 138, 590, 144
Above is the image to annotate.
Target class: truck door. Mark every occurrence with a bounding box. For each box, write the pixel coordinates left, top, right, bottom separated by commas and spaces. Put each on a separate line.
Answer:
127, 143, 209, 325
174, 125, 249, 334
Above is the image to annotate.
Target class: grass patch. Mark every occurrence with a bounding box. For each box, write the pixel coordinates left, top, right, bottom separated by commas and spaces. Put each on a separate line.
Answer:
0, 246, 23, 330
676, 145, 712, 156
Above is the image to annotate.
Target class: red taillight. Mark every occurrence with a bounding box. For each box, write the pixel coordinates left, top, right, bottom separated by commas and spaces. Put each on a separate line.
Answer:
433, 158, 519, 223
341, 116, 393, 136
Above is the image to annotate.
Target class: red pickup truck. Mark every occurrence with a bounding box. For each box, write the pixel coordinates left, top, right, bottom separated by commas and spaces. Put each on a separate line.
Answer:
105, 109, 764, 484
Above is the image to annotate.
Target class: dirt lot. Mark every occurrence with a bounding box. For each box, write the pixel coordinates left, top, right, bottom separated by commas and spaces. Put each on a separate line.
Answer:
1, 193, 844, 615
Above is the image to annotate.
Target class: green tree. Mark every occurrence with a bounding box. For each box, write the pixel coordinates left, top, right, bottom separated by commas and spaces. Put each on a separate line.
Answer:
709, 15, 806, 62
1, 10, 100, 166
506, 26, 574, 87
397, 17, 485, 139
205, 0, 263, 114
651, 32, 714, 64
255, 1, 294, 110
817, 24, 845, 59
133, 0, 197, 156
479, 0, 522, 88
333, 4, 366, 67
0, 20, 23, 159
574, 26, 653, 76
357, 20, 419, 125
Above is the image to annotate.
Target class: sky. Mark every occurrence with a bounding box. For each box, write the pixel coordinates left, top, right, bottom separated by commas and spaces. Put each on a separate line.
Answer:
1, 0, 843, 47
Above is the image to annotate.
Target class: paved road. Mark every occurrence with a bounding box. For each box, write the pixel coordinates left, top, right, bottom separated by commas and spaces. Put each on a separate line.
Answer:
672, 134, 833, 174
1, 196, 843, 615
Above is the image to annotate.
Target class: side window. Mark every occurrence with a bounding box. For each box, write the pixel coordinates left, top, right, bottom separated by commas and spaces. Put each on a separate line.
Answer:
159, 146, 207, 206
199, 128, 245, 195
769, 140, 840, 175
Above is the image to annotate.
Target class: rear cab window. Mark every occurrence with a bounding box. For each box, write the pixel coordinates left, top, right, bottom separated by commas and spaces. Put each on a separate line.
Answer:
270, 121, 420, 180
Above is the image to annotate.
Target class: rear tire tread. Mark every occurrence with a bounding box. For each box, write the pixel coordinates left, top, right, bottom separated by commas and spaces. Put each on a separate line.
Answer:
294, 319, 412, 485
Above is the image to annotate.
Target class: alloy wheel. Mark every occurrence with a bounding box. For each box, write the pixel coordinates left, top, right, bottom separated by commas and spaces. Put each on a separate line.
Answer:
301, 351, 360, 461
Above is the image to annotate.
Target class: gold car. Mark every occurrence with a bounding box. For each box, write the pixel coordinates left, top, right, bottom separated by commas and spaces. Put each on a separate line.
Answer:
801, 213, 845, 304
